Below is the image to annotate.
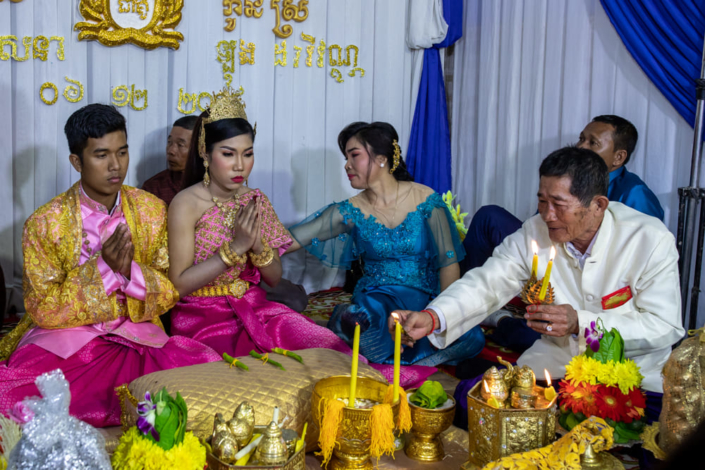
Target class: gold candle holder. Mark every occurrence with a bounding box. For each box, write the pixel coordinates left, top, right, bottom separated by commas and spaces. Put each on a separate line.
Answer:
311, 376, 400, 470
464, 381, 558, 469
520, 277, 555, 305
404, 390, 456, 462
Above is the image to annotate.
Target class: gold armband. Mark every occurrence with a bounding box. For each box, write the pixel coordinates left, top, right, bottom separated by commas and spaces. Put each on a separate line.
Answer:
249, 239, 274, 268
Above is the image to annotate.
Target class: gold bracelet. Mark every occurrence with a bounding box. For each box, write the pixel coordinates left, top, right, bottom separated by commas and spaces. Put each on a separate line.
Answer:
249, 239, 274, 268
219, 244, 235, 267
222, 243, 248, 267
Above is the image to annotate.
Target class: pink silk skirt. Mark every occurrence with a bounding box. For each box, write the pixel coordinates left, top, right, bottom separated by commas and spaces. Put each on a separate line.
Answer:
0, 334, 221, 428
171, 286, 435, 388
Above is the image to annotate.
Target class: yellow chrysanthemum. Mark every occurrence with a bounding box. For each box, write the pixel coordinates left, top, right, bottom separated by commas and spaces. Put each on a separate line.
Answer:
111, 427, 206, 470
564, 355, 585, 384
595, 360, 619, 387
613, 360, 643, 394
579, 357, 601, 385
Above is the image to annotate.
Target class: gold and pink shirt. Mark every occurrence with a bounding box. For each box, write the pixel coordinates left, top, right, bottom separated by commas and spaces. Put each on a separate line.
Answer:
18, 185, 169, 358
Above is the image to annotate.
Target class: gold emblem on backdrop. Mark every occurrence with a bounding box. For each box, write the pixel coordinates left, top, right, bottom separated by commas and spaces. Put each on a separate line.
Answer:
74, 0, 184, 50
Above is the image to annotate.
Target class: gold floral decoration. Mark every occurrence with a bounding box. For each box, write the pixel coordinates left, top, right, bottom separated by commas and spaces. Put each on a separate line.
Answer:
217, 40, 238, 88
292, 45, 302, 67
223, 0, 263, 32
39, 82, 58, 105
74, 0, 184, 50
348, 67, 365, 77
316, 39, 325, 67
301, 32, 315, 66
177, 88, 198, 115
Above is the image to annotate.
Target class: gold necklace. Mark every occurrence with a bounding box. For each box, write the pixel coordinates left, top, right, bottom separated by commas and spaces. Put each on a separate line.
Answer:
211, 192, 240, 228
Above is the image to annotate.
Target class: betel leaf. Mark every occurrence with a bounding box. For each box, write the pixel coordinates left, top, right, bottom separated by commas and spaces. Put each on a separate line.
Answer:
410, 381, 448, 409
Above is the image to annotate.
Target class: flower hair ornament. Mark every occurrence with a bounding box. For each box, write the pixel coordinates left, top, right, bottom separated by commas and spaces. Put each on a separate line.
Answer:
198, 86, 257, 187
390, 139, 401, 174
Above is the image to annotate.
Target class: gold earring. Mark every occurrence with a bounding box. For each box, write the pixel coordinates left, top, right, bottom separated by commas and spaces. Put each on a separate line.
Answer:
203, 160, 211, 187
245, 178, 248, 186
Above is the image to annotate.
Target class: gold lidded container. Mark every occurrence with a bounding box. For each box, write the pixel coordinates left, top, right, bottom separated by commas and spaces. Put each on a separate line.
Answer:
480, 367, 509, 405
464, 380, 558, 469
255, 421, 288, 466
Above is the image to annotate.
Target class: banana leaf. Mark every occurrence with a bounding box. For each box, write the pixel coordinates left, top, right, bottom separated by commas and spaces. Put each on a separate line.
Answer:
410, 381, 448, 409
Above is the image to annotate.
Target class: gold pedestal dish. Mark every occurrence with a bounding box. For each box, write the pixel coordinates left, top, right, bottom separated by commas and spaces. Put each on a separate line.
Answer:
404, 390, 455, 462
311, 376, 399, 470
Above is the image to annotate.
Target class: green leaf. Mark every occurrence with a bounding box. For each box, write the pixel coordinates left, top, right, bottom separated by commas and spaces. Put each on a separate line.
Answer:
566, 413, 581, 430
410, 381, 448, 409
614, 421, 642, 441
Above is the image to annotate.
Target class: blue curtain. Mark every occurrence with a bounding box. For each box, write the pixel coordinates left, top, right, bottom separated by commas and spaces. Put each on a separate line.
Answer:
600, 0, 705, 128
406, 0, 463, 193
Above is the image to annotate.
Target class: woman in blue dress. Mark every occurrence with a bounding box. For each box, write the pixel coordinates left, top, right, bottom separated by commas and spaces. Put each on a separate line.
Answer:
286, 122, 484, 367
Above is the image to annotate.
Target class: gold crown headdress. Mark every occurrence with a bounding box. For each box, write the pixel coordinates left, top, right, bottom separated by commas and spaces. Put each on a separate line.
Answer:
198, 86, 256, 186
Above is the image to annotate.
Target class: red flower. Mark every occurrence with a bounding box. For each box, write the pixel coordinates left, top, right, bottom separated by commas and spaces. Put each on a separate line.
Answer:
559, 381, 601, 417
622, 388, 646, 423
595, 385, 628, 422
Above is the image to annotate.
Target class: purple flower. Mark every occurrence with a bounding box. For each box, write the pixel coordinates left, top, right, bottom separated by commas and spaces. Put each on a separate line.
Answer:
584, 320, 603, 352
136, 391, 160, 441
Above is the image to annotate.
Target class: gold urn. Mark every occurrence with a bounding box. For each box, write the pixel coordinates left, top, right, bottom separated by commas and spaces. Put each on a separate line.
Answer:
465, 381, 558, 468
480, 367, 510, 406
404, 390, 455, 462
311, 376, 400, 470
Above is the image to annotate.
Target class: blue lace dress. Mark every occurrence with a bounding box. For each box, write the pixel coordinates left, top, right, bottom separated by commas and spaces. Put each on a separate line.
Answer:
288, 191, 485, 366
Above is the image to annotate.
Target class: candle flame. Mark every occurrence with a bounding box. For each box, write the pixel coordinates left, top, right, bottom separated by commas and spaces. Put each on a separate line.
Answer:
544, 369, 552, 386
549, 246, 556, 260
531, 240, 538, 254
391, 312, 400, 322
483, 380, 489, 393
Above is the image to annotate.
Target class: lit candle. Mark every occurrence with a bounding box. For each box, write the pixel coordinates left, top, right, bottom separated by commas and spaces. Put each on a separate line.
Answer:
538, 246, 556, 301
349, 323, 360, 408
544, 369, 556, 401
391, 313, 401, 402
531, 240, 539, 279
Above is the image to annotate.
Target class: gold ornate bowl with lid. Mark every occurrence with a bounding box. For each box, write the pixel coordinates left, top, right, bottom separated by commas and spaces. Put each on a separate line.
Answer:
205, 425, 304, 470
311, 376, 400, 470
404, 389, 456, 462
463, 380, 558, 469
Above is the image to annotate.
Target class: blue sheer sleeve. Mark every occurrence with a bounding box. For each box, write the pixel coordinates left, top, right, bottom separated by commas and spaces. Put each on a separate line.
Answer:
423, 193, 466, 269
287, 202, 357, 269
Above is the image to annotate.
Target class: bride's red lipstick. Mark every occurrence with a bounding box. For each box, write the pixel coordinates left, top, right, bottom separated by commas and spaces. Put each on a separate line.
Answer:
232, 176, 244, 183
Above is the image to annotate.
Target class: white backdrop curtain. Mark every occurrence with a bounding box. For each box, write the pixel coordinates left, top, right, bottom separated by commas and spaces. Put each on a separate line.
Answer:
451, 0, 704, 324
0, 0, 419, 309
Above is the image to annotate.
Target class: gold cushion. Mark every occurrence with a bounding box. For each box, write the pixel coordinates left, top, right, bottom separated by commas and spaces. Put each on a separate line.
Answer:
123, 348, 385, 452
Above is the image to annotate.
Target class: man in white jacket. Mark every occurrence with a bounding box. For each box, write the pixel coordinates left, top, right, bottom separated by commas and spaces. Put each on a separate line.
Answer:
390, 147, 683, 392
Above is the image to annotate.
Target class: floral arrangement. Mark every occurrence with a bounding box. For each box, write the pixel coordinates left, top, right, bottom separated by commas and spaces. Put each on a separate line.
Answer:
558, 319, 646, 443
442, 191, 469, 241
112, 388, 206, 470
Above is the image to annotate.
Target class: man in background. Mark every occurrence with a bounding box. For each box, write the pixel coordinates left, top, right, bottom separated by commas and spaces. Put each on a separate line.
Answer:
142, 116, 197, 206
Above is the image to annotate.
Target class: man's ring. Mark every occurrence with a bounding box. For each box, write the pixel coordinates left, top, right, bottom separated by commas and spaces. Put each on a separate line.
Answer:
546, 324, 553, 332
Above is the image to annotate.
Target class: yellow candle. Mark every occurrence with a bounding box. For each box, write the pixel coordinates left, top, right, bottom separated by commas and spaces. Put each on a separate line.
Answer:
393, 316, 401, 402
538, 246, 556, 301
531, 240, 539, 279
349, 322, 360, 408
544, 369, 556, 401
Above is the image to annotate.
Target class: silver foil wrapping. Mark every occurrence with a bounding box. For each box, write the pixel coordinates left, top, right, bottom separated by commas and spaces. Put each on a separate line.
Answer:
7, 369, 112, 470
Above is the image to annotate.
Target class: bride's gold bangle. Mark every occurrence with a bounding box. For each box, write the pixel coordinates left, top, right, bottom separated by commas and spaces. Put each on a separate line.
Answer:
249, 239, 274, 268
222, 243, 248, 267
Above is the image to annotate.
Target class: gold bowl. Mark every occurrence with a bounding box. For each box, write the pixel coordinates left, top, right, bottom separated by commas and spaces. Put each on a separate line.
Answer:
404, 389, 456, 462
311, 376, 399, 470
206, 426, 305, 470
